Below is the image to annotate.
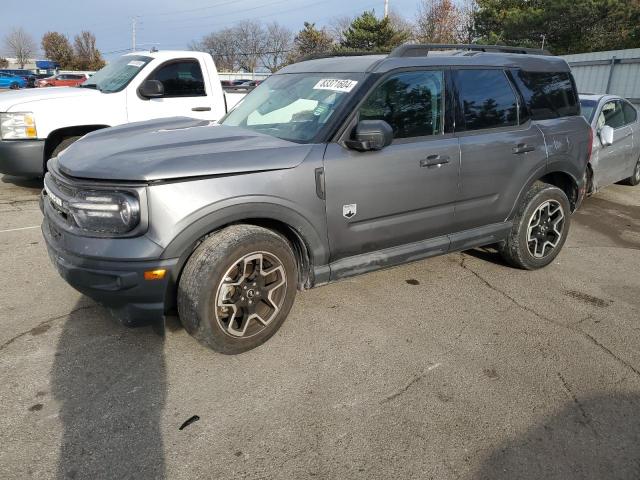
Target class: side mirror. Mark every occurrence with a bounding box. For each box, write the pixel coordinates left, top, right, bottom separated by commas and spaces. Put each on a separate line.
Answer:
345, 120, 393, 152
138, 79, 164, 99
599, 125, 614, 147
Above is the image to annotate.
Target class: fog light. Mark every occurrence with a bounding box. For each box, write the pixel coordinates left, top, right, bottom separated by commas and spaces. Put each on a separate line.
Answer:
144, 269, 167, 280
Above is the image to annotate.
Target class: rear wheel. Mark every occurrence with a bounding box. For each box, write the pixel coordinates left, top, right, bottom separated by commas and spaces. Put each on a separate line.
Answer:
178, 225, 298, 354
499, 183, 571, 270
623, 158, 640, 186
10, 82, 19, 90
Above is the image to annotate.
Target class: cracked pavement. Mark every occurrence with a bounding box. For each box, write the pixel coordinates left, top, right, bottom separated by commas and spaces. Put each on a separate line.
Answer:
0, 173, 639, 479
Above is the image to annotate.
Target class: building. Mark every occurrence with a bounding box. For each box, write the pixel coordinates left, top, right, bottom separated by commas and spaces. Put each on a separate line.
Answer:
562, 48, 640, 105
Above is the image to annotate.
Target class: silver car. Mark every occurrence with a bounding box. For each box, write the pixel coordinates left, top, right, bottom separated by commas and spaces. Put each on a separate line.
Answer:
580, 94, 640, 192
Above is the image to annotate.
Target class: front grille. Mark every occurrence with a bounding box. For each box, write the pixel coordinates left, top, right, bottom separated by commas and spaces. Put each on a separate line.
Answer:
43, 170, 78, 228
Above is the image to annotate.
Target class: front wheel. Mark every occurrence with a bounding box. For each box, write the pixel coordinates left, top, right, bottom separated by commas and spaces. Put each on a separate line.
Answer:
178, 225, 298, 354
623, 158, 640, 186
499, 183, 571, 270
10, 82, 19, 90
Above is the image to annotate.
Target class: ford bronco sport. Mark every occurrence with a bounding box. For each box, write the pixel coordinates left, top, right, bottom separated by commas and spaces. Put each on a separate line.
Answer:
42, 44, 591, 354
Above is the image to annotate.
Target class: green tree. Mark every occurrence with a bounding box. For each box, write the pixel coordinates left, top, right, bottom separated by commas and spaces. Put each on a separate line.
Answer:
473, 0, 640, 55
41, 32, 74, 69
338, 10, 411, 52
288, 22, 334, 62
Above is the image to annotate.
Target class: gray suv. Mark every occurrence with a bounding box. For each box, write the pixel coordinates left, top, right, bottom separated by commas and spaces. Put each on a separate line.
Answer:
41, 44, 591, 354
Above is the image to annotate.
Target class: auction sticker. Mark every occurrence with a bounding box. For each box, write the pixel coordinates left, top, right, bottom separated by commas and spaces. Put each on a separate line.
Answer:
313, 79, 358, 93
127, 60, 146, 68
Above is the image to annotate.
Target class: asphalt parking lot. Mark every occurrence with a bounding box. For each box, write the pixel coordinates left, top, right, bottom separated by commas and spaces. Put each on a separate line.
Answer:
0, 174, 639, 480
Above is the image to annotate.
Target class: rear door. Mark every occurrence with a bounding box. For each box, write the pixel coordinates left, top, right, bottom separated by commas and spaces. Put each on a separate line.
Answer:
324, 69, 459, 262
452, 68, 547, 233
126, 58, 214, 121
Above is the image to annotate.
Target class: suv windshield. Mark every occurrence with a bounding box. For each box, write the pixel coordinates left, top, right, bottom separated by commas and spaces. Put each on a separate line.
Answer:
80, 55, 153, 93
222, 73, 364, 143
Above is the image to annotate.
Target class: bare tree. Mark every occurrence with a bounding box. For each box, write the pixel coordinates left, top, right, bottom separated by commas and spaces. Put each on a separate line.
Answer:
415, 0, 465, 44
327, 15, 353, 44
261, 22, 293, 72
457, 0, 478, 44
388, 10, 416, 41
193, 27, 239, 72
234, 20, 266, 73
73, 31, 105, 70
4, 27, 36, 68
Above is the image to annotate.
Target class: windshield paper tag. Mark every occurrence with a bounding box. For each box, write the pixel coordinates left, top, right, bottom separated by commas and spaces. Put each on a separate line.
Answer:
127, 60, 145, 68
313, 79, 358, 92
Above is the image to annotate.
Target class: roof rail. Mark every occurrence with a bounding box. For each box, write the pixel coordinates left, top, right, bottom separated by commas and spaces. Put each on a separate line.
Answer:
388, 43, 551, 58
299, 50, 387, 62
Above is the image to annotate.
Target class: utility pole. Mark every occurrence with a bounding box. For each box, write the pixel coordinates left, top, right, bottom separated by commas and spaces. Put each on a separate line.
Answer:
541, 34, 546, 51
131, 17, 137, 51
384, 0, 389, 17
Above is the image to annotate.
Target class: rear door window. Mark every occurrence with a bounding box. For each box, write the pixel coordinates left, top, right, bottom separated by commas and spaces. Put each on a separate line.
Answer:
147, 60, 206, 97
454, 69, 518, 131
358, 70, 444, 139
510, 71, 579, 119
623, 102, 638, 124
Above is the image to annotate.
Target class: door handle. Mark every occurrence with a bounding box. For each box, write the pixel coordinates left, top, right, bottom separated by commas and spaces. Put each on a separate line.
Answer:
512, 143, 535, 154
420, 154, 450, 167
192, 106, 212, 112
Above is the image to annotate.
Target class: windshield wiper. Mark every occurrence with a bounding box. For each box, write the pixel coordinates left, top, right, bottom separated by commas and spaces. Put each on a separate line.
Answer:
77, 84, 103, 92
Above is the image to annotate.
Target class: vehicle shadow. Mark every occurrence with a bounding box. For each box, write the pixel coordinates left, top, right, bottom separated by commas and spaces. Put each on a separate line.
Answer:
0, 174, 43, 189
475, 392, 640, 479
462, 246, 511, 267
51, 301, 167, 480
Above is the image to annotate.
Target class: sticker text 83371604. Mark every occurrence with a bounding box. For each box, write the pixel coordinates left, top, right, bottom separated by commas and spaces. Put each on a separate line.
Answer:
313, 79, 358, 93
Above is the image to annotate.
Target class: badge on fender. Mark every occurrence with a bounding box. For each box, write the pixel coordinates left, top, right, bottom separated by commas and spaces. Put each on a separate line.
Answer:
343, 204, 357, 219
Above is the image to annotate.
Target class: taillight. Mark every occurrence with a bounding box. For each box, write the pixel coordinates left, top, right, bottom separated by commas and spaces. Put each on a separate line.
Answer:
586, 126, 594, 163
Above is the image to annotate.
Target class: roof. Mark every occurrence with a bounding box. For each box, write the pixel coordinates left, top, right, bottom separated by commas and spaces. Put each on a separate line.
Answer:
579, 93, 625, 103
278, 51, 571, 75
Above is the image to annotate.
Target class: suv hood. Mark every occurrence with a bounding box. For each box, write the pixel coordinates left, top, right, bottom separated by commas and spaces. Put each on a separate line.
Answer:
0, 86, 100, 110
56, 117, 313, 181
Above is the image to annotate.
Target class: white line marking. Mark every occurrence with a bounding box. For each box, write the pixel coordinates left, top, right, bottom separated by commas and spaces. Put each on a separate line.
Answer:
0, 225, 40, 233
427, 363, 441, 371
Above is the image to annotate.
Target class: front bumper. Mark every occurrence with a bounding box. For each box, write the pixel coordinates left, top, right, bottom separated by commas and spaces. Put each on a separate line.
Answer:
42, 213, 179, 326
0, 139, 45, 177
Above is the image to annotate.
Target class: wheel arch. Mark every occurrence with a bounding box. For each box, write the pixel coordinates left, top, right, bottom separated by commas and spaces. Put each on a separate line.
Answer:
44, 124, 111, 165
161, 203, 329, 313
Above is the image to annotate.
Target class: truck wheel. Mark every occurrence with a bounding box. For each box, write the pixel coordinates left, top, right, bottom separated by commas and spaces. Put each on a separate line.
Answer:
499, 182, 571, 270
45, 136, 81, 173
622, 158, 640, 186
178, 225, 298, 354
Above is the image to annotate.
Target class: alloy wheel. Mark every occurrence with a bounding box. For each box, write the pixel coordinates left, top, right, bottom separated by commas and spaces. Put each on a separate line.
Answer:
214, 251, 287, 338
526, 200, 565, 258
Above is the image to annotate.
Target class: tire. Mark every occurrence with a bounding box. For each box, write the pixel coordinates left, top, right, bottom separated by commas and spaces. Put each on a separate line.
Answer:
178, 225, 298, 354
499, 182, 571, 270
10, 82, 19, 90
51, 136, 81, 158
622, 157, 640, 186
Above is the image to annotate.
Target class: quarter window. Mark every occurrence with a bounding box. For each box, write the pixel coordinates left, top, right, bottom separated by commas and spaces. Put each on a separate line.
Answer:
510, 70, 579, 120
455, 69, 518, 131
147, 60, 206, 97
358, 70, 443, 139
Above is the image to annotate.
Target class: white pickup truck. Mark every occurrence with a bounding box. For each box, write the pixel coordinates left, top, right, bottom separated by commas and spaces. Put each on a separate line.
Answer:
0, 50, 247, 177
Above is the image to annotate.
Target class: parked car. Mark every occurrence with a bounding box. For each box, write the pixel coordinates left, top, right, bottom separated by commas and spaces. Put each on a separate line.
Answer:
0, 69, 36, 87
41, 44, 591, 354
0, 72, 27, 89
579, 94, 640, 191
0, 50, 248, 177
35, 73, 88, 88
232, 79, 253, 85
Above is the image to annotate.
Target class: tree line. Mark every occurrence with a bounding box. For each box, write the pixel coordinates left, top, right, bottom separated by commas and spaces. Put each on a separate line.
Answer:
191, 0, 640, 73
1, 27, 105, 70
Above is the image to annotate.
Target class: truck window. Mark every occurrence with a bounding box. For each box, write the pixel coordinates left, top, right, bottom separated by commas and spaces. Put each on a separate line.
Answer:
148, 60, 206, 97
455, 69, 518, 131
358, 70, 443, 139
510, 70, 579, 120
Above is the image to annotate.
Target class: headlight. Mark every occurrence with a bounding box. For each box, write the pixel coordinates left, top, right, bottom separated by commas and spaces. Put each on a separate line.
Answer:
0, 112, 38, 140
68, 190, 140, 234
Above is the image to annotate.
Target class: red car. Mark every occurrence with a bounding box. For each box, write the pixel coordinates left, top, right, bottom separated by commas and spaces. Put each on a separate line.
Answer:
36, 73, 88, 88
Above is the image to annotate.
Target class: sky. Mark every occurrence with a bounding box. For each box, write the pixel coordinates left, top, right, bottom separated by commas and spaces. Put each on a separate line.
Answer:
1, 0, 420, 60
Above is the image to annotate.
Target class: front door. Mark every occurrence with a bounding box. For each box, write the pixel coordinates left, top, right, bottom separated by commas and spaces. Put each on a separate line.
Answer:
324, 69, 459, 264
596, 100, 634, 185
127, 58, 214, 122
